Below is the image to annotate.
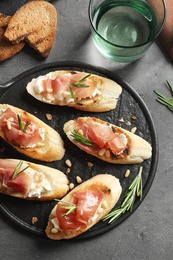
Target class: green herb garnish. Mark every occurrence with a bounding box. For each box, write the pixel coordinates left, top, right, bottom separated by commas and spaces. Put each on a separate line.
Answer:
55, 199, 76, 216
17, 114, 29, 132
154, 81, 173, 112
71, 130, 94, 146
103, 166, 143, 224
12, 161, 29, 180
69, 74, 91, 100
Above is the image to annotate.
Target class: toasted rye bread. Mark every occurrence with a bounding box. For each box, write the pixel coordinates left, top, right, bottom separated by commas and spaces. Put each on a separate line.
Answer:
0, 158, 69, 200
45, 174, 122, 240
0, 13, 25, 62
26, 70, 122, 112
4, 1, 57, 57
63, 117, 152, 164
0, 104, 65, 162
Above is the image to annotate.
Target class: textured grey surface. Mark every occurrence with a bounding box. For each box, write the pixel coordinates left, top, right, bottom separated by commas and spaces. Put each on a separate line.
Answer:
0, 1, 173, 259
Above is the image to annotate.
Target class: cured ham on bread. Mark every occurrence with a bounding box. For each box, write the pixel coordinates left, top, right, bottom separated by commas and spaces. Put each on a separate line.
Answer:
0, 104, 65, 162
0, 159, 69, 200
63, 117, 152, 164
45, 174, 122, 240
26, 70, 122, 112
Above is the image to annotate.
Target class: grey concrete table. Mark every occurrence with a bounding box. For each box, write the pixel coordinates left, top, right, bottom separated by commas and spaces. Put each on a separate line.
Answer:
0, 1, 173, 259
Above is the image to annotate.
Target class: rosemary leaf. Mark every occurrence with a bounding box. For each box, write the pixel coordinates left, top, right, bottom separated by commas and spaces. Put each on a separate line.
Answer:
102, 166, 143, 224
154, 81, 173, 112
69, 74, 91, 100
17, 114, 29, 132
71, 130, 94, 146
12, 161, 29, 180
55, 199, 76, 216
17, 114, 23, 131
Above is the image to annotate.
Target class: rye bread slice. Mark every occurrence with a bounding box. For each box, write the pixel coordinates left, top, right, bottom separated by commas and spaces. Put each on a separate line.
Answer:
4, 1, 57, 57
0, 13, 25, 62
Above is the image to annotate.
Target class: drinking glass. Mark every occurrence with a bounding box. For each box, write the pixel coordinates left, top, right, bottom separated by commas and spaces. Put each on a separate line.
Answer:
89, 0, 166, 62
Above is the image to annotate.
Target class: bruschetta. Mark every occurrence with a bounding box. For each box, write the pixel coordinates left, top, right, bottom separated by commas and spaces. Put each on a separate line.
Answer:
45, 174, 122, 239
0, 104, 65, 162
26, 70, 122, 112
0, 158, 69, 200
63, 117, 152, 164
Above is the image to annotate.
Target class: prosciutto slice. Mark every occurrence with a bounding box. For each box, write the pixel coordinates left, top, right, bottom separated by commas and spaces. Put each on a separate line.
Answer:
0, 108, 43, 148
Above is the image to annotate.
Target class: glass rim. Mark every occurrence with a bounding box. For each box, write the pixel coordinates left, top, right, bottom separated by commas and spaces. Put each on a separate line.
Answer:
88, 0, 166, 49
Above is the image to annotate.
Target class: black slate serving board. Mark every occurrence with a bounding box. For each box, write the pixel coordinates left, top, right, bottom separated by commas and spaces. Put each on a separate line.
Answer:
0, 61, 158, 239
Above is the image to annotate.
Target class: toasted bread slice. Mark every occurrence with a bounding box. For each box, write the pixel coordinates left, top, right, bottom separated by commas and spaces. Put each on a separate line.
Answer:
0, 104, 65, 162
26, 70, 122, 112
4, 1, 57, 57
0, 13, 25, 62
63, 117, 152, 164
0, 13, 11, 27
0, 158, 69, 200
45, 174, 122, 239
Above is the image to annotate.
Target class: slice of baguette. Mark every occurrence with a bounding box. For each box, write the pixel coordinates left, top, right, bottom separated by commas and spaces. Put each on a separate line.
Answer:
0, 158, 69, 200
0, 13, 25, 62
4, 1, 57, 57
45, 174, 122, 239
0, 104, 65, 162
26, 70, 122, 112
63, 117, 152, 164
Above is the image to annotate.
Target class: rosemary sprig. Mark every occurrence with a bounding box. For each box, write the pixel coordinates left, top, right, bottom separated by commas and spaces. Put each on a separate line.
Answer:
70, 130, 94, 146
69, 74, 91, 100
103, 166, 143, 224
154, 81, 173, 112
17, 114, 29, 132
12, 161, 29, 180
55, 199, 76, 216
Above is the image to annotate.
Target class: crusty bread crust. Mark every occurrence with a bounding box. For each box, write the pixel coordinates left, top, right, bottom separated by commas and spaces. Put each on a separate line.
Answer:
26, 70, 122, 112
0, 158, 69, 200
0, 13, 25, 62
45, 174, 122, 239
63, 117, 152, 164
0, 104, 65, 162
4, 1, 57, 57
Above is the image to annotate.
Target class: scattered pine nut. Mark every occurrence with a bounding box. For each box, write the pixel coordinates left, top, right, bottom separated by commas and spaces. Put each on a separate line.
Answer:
126, 121, 131, 126
131, 115, 137, 120
65, 159, 72, 167
131, 126, 137, 134
66, 168, 71, 174
45, 113, 52, 120
119, 117, 124, 122
124, 169, 130, 178
69, 183, 75, 190
32, 217, 38, 224
87, 161, 93, 168
76, 176, 82, 184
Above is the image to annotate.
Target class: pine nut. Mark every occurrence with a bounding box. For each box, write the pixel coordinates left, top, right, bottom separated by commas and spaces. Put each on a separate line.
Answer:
51, 228, 58, 234
78, 129, 83, 136
131, 127, 137, 134
65, 159, 72, 167
76, 176, 82, 184
124, 169, 130, 178
98, 148, 106, 157
69, 183, 75, 190
105, 149, 110, 158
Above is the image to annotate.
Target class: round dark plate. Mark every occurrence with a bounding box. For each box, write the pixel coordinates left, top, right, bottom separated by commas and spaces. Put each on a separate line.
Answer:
0, 61, 158, 239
